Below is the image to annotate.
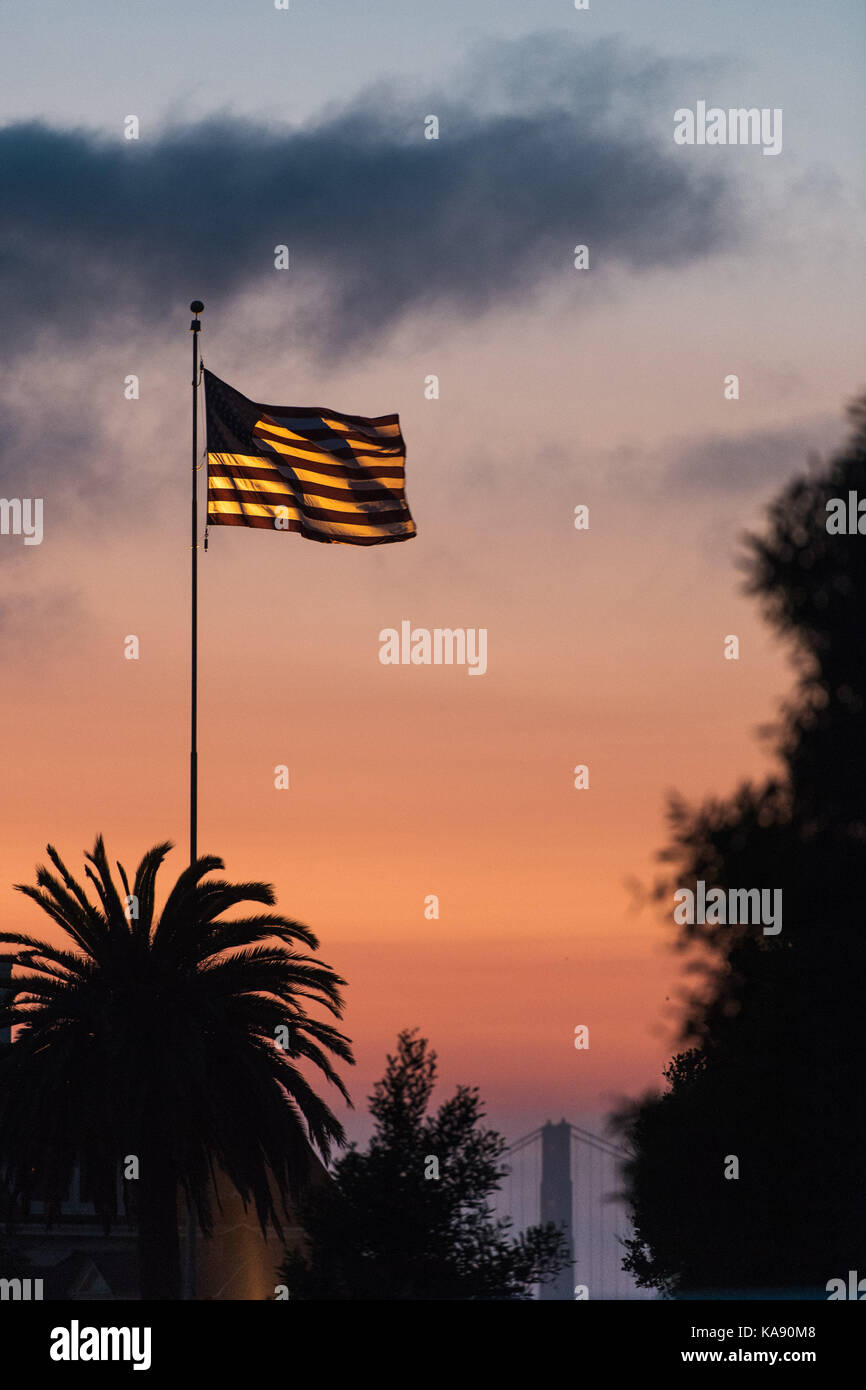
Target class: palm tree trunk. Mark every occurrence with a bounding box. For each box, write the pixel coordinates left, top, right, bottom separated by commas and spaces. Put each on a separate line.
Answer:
136, 1148, 182, 1300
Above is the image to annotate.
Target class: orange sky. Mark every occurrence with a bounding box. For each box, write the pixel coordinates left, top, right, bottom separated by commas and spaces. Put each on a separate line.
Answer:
3, 272, 852, 1144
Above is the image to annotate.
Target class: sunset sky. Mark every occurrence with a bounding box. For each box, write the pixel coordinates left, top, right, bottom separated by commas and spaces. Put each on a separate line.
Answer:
0, 0, 863, 1151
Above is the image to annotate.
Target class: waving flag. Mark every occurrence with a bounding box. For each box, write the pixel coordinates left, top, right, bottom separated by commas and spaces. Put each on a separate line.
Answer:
204, 369, 416, 545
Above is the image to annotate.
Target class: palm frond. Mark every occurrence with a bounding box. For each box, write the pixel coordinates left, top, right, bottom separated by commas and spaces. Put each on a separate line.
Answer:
194, 914, 319, 960
130, 841, 174, 942
83, 835, 130, 930
12, 884, 98, 958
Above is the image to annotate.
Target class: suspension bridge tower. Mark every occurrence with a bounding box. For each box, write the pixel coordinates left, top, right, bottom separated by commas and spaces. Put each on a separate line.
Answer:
539, 1119, 574, 1299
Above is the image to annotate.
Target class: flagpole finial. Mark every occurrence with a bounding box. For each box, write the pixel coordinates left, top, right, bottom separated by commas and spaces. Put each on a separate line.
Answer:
190, 300, 204, 332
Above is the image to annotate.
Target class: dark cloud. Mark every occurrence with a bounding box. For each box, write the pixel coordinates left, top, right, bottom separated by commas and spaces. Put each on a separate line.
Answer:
663, 417, 845, 496
0, 393, 104, 498
0, 34, 740, 362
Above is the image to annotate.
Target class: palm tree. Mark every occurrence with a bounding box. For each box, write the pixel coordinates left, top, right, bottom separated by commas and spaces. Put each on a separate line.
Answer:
0, 836, 353, 1300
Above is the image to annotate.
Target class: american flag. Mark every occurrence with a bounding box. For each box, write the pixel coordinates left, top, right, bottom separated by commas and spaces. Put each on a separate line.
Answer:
204, 369, 416, 545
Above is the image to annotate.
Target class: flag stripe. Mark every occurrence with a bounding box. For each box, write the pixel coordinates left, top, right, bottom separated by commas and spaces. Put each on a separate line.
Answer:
209, 473, 408, 507
208, 453, 406, 484
253, 431, 403, 469
208, 498, 415, 540
208, 460, 405, 490
210, 512, 406, 544
260, 412, 402, 437
208, 479, 410, 523
260, 411, 401, 432
255, 418, 403, 451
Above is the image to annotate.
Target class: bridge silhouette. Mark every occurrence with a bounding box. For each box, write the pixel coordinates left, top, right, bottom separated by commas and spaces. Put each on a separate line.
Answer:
498, 1119, 654, 1300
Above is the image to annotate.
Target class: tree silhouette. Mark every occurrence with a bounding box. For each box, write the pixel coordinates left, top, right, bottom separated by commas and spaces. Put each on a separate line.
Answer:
0, 836, 353, 1299
613, 394, 866, 1296
281, 1029, 569, 1299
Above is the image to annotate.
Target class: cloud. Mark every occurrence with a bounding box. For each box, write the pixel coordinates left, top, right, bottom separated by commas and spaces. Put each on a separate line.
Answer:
0, 33, 740, 363
662, 416, 846, 496
0, 554, 84, 639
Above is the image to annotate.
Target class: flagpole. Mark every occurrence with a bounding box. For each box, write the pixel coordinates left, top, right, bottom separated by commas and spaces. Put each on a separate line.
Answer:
190, 300, 203, 869
186, 297, 204, 1300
